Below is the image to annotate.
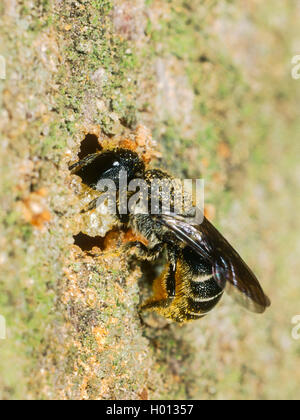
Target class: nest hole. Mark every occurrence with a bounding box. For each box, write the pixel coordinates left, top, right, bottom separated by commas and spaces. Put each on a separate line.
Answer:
73, 232, 105, 252
78, 134, 102, 160
73, 228, 125, 252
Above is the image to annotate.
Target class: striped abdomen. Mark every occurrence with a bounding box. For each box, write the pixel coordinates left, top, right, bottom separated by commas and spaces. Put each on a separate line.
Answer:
185, 274, 224, 321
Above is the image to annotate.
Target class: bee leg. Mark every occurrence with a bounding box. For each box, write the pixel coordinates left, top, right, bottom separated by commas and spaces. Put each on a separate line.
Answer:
165, 247, 178, 297
80, 197, 100, 213
140, 250, 178, 312
125, 241, 163, 261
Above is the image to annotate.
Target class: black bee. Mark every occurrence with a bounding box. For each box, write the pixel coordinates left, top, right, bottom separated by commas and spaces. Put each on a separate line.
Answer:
70, 147, 271, 323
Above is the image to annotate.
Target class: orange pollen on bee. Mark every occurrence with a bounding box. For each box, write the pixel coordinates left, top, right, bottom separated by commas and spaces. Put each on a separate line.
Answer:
123, 229, 149, 247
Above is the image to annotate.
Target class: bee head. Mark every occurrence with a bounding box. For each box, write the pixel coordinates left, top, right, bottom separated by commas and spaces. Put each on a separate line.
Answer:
72, 148, 145, 190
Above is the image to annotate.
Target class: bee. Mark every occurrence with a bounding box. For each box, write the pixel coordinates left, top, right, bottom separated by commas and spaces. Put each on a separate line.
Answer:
70, 147, 271, 323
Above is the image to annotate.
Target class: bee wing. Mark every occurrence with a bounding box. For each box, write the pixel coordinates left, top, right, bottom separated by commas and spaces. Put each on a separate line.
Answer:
157, 213, 271, 313
212, 247, 271, 314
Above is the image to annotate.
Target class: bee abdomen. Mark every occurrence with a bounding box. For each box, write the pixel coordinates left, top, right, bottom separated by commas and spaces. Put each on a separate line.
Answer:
190, 276, 223, 299
183, 312, 206, 321
187, 293, 223, 314
188, 275, 224, 314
